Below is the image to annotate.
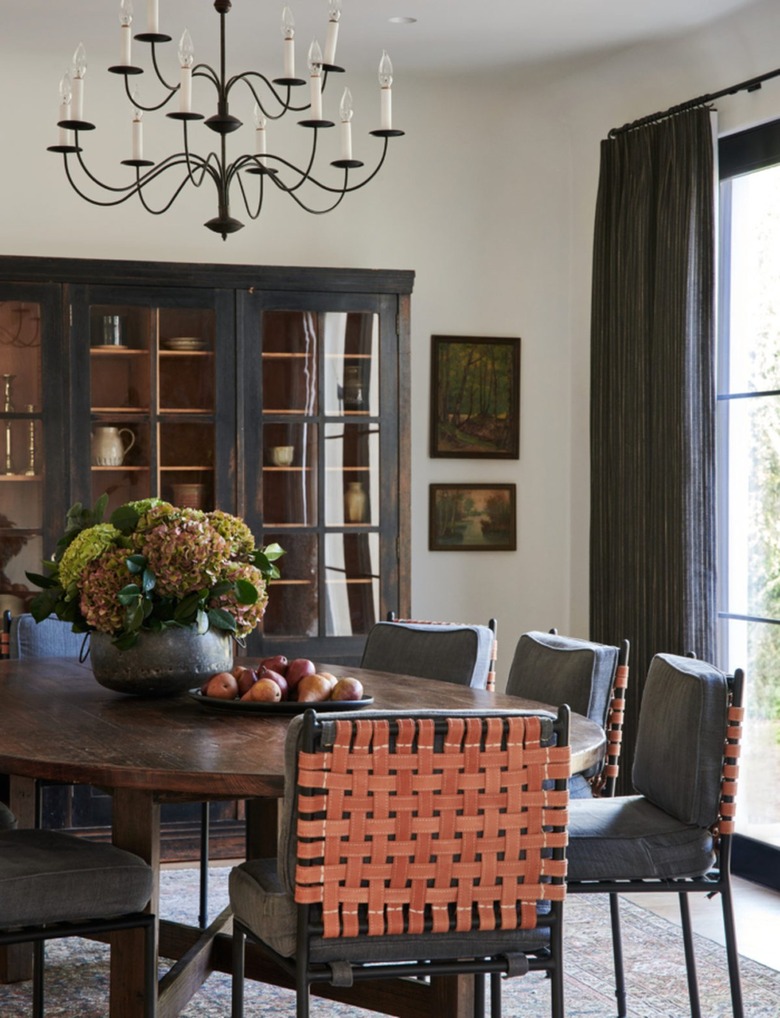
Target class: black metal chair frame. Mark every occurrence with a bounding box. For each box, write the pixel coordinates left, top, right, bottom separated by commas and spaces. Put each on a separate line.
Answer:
567, 667, 745, 1018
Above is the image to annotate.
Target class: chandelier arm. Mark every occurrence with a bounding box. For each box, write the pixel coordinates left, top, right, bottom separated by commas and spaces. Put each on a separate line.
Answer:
193, 62, 220, 90
233, 167, 265, 220
65, 146, 216, 205
134, 168, 209, 216
274, 181, 348, 216
148, 40, 180, 93
228, 73, 310, 117
122, 73, 177, 114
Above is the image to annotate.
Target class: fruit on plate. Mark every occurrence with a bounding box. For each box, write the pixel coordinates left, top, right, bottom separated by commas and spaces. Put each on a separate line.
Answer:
296, 672, 338, 703
259, 666, 288, 700
236, 668, 258, 697
286, 658, 316, 692
259, 654, 289, 676
203, 671, 240, 699
241, 676, 282, 703
330, 676, 364, 701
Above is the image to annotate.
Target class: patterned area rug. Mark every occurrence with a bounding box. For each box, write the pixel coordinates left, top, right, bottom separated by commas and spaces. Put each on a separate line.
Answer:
1, 865, 778, 1017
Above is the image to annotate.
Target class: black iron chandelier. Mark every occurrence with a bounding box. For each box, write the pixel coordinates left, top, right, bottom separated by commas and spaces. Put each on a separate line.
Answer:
48, 0, 403, 240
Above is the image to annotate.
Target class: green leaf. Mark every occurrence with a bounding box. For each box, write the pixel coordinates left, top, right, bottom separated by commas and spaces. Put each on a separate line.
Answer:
111, 504, 141, 535
141, 568, 156, 594
93, 493, 109, 522
113, 630, 139, 651
207, 607, 237, 633
235, 579, 258, 605
118, 588, 142, 607
125, 599, 146, 632
25, 571, 58, 590
125, 554, 147, 574
210, 580, 233, 597
262, 543, 285, 561
174, 591, 204, 621
196, 609, 209, 635
28, 589, 60, 622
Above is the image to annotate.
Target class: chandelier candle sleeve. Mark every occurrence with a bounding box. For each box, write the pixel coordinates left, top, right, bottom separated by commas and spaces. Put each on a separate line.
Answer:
379, 50, 392, 131
282, 6, 295, 78
254, 105, 267, 159
147, 0, 159, 35
309, 39, 323, 120
132, 96, 143, 161
71, 43, 87, 121
58, 72, 72, 146
179, 30, 194, 113
324, 0, 341, 65
340, 88, 353, 160
120, 0, 133, 65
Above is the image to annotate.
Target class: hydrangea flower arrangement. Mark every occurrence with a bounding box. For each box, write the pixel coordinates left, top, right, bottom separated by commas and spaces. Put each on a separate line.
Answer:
27, 494, 284, 650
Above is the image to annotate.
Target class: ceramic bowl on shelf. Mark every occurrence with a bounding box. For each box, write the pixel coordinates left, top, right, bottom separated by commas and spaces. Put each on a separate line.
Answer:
269, 445, 294, 466
163, 336, 207, 351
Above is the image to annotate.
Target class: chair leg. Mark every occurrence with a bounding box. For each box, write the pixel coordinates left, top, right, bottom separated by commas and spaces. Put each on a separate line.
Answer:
144, 917, 157, 1018
719, 880, 745, 1018
199, 802, 210, 929
473, 971, 485, 1018
231, 923, 246, 1018
550, 915, 565, 1018
679, 892, 702, 1018
609, 893, 627, 1018
489, 971, 502, 1018
32, 940, 44, 1018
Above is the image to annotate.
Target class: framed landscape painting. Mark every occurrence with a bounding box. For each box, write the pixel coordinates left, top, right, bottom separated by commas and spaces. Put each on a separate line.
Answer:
429, 484, 517, 551
430, 335, 520, 458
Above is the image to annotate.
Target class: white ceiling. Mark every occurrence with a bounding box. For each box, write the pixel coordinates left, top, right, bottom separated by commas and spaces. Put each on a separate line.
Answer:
14, 0, 759, 76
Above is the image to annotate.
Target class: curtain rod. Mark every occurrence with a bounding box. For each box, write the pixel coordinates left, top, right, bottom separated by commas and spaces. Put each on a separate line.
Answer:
609, 66, 780, 137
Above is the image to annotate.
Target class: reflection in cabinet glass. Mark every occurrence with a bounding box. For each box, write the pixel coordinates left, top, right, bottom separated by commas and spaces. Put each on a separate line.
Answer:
0, 301, 46, 616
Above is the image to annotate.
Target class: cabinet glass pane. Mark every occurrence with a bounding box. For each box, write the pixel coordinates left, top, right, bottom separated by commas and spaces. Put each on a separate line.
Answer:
325, 423, 379, 526
261, 532, 318, 637
88, 302, 217, 515
324, 312, 378, 417
262, 423, 318, 527
262, 311, 318, 415
324, 533, 379, 636
0, 301, 44, 614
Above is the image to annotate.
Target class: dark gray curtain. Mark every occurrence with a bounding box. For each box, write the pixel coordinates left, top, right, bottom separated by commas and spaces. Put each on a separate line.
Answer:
589, 107, 717, 793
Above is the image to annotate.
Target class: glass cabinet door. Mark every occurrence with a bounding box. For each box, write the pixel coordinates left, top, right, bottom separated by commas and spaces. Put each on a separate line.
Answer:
0, 285, 66, 616
70, 286, 235, 517
240, 291, 399, 659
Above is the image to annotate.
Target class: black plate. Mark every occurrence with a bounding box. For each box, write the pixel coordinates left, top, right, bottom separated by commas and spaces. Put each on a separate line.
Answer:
187, 689, 374, 714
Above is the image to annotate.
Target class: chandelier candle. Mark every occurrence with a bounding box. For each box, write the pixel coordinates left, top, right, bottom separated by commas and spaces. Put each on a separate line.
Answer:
48, 0, 404, 239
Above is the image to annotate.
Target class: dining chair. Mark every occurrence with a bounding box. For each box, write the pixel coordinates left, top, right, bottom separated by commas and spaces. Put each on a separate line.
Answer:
361, 615, 497, 690
0, 827, 156, 1017
566, 653, 745, 1018
8, 612, 212, 928
229, 705, 571, 1018
506, 630, 629, 798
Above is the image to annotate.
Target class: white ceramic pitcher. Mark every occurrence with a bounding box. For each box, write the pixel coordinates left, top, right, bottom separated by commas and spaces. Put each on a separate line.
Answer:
91, 426, 135, 466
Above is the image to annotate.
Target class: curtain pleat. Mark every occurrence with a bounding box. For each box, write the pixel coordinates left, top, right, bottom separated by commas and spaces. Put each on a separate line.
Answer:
589, 108, 716, 793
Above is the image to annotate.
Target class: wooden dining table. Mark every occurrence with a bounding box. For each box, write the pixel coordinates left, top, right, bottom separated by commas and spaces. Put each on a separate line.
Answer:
0, 656, 606, 1018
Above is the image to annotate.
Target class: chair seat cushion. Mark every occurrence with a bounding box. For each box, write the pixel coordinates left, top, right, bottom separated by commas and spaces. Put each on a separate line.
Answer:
0, 804, 16, 831
230, 858, 553, 965
567, 796, 715, 882
0, 829, 153, 927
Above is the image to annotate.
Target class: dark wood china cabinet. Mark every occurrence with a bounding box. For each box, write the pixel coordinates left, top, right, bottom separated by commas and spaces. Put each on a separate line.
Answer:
0, 255, 413, 857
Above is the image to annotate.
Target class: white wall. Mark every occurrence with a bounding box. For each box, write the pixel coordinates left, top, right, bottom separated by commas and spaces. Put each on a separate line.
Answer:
2, 1, 780, 686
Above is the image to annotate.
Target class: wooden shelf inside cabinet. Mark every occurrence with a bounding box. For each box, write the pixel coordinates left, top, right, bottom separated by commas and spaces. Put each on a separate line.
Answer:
92, 406, 151, 414
0, 474, 43, 482
160, 466, 213, 472
90, 348, 149, 356
0, 527, 42, 537
158, 409, 214, 416
91, 465, 149, 472
325, 578, 374, 585
270, 580, 314, 586
263, 408, 310, 416
159, 351, 213, 357
264, 466, 312, 472
262, 352, 310, 359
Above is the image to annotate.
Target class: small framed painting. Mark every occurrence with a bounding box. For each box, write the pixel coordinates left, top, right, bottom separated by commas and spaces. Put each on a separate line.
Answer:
430, 335, 521, 458
429, 484, 517, 551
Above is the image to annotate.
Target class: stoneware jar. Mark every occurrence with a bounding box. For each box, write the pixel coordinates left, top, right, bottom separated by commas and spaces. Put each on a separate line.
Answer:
91, 426, 135, 466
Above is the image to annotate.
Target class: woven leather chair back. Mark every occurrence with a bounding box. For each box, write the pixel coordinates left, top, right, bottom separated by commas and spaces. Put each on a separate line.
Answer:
292, 711, 570, 940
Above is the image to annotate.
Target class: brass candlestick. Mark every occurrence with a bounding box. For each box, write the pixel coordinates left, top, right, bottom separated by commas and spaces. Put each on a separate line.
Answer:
2, 373, 14, 475
25, 405, 36, 476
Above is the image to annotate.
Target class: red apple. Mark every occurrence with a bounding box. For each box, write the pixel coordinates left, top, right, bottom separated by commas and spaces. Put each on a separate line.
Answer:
259, 666, 288, 701
203, 671, 239, 700
236, 667, 258, 697
286, 658, 316, 692
260, 654, 289, 676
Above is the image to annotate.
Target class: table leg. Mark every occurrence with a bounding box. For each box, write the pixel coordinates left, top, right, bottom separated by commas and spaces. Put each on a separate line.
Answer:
245, 797, 280, 859
110, 788, 160, 1018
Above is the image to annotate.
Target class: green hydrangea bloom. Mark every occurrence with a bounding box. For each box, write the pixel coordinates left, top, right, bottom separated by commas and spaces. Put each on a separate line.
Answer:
58, 523, 122, 594
208, 510, 256, 557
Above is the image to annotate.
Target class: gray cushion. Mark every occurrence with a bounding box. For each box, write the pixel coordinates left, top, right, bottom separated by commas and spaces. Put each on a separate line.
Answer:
632, 654, 728, 827
10, 614, 86, 660
360, 621, 493, 688
229, 856, 552, 964
0, 829, 152, 926
506, 631, 618, 781
567, 795, 715, 881
0, 804, 16, 830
